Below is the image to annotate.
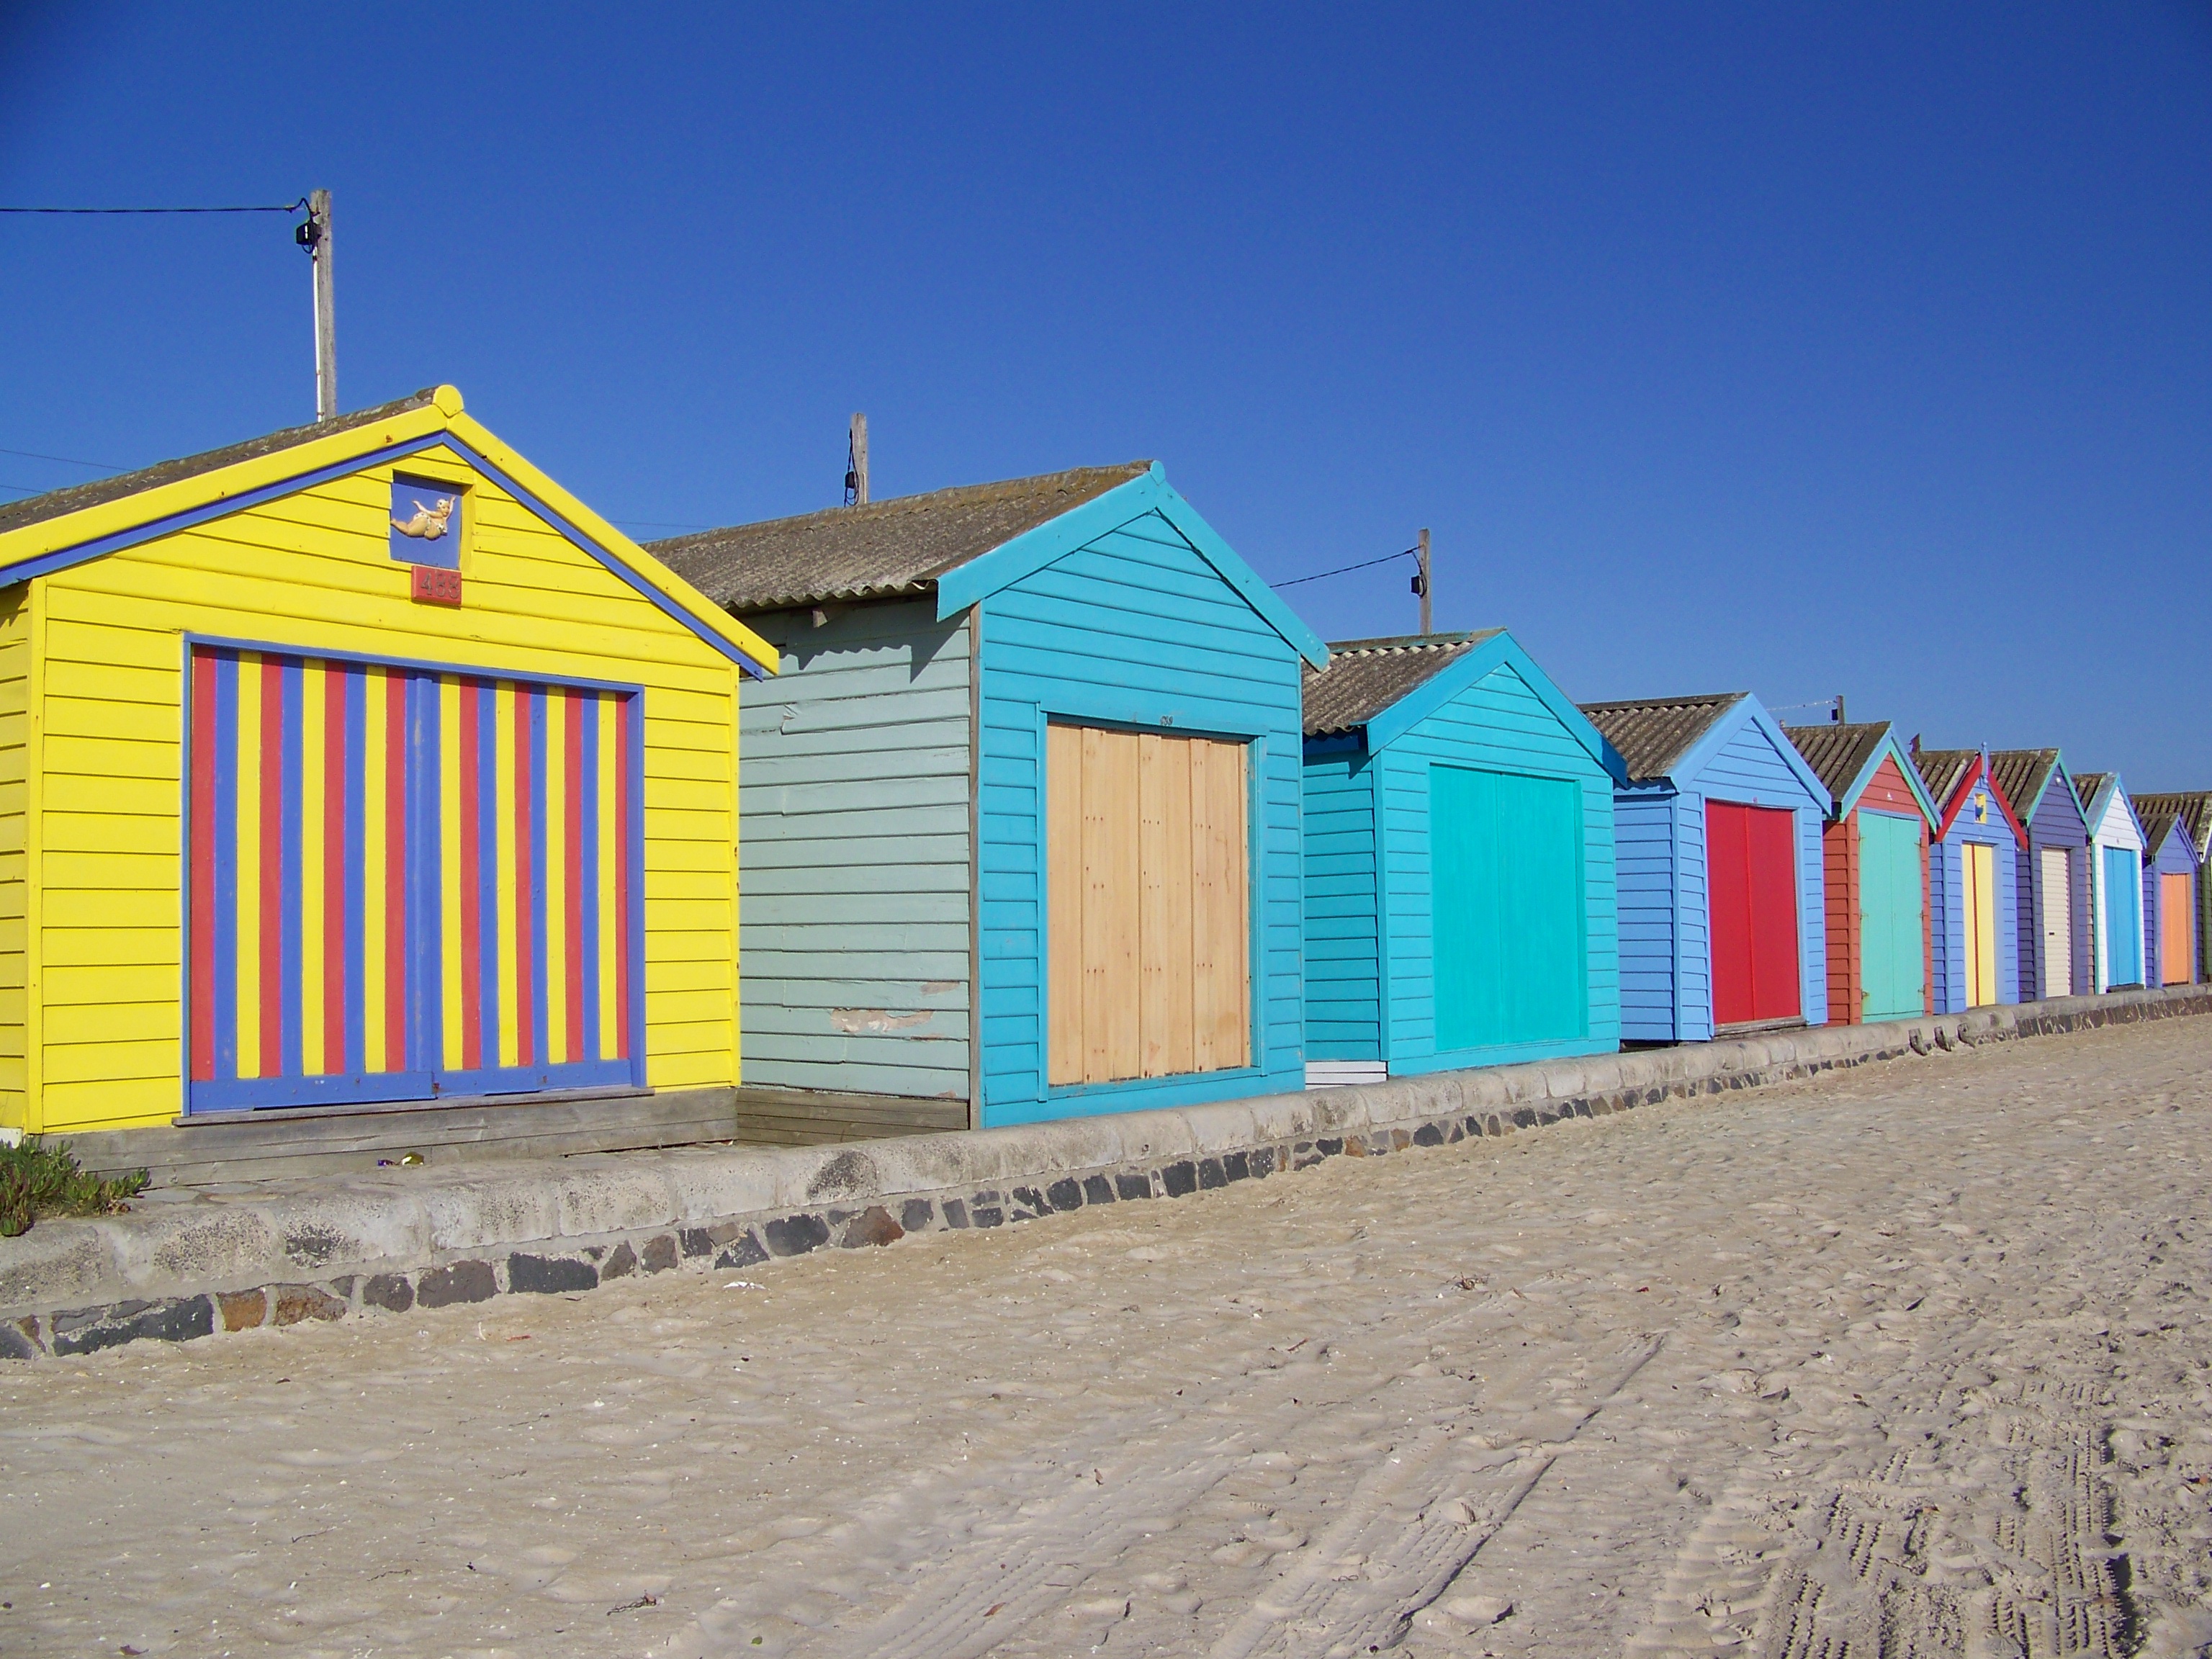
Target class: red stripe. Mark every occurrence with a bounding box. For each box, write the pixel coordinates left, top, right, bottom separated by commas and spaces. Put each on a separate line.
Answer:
459, 681, 482, 1071
188, 650, 217, 1081
323, 666, 346, 1073
563, 689, 585, 1063
613, 695, 632, 1061
258, 657, 283, 1076
385, 670, 408, 1071
513, 686, 536, 1068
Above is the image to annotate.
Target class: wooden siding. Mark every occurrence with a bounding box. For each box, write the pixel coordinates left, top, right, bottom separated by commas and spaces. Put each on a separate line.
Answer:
2014, 781, 2092, 1000
1614, 788, 1677, 1042
20, 446, 742, 1134
1820, 814, 1858, 1024
1046, 724, 1248, 1084
1928, 815, 2021, 1013
975, 508, 1305, 1124
736, 600, 972, 1101
0, 585, 28, 1129
2085, 791, 2143, 993
1299, 745, 1381, 1061
1371, 659, 1618, 1073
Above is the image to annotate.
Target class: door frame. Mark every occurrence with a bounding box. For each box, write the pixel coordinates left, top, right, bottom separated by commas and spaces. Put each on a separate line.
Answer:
178, 631, 649, 1115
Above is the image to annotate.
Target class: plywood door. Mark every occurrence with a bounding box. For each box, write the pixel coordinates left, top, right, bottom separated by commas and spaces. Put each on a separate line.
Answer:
1858, 811, 1924, 1021
2103, 846, 2144, 987
1961, 841, 1999, 1007
1046, 724, 1249, 1087
2039, 847, 2072, 998
2160, 871, 2194, 985
185, 643, 641, 1112
1707, 801, 1802, 1026
1431, 767, 1585, 1053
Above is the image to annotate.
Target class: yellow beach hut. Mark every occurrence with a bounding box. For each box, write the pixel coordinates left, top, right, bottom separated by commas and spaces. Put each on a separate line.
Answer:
0, 387, 775, 1172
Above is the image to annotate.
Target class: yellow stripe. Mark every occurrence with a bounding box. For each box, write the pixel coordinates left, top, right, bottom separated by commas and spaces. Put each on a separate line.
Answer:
300, 660, 326, 1076
597, 693, 619, 1059
495, 680, 519, 1069
234, 655, 262, 1079
543, 688, 569, 1064
362, 667, 387, 1069
440, 676, 464, 1071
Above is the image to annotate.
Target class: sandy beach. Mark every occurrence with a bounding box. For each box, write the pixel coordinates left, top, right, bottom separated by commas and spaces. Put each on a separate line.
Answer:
4, 1017, 2209, 1658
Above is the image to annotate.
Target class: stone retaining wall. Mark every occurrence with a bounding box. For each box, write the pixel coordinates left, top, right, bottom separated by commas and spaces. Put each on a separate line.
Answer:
4, 986, 2206, 1360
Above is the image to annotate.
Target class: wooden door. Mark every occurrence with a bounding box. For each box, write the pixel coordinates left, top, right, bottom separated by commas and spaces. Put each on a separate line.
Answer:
1857, 811, 1924, 1021
1707, 801, 1802, 1026
2102, 846, 2144, 987
2160, 871, 2194, 984
2038, 847, 2071, 997
1431, 767, 1585, 1052
1961, 842, 2000, 1007
1046, 724, 1249, 1086
186, 644, 643, 1111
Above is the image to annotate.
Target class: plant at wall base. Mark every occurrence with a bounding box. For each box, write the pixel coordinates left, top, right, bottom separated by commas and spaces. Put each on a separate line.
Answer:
0, 1139, 146, 1238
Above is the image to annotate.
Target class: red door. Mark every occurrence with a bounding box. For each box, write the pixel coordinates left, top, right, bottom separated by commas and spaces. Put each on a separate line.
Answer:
1708, 801, 1802, 1027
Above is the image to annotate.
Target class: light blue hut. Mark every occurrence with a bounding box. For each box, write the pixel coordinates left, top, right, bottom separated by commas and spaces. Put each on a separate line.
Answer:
654, 463, 1326, 1136
1577, 693, 1831, 1041
1300, 631, 1622, 1085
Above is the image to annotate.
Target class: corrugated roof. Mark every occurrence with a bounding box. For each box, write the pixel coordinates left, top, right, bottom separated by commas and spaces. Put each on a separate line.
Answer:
1300, 631, 1504, 737
1912, 747, 1977, 809
2132, 791, 2212, 857
645, 462, 1153, 612
1781, 721, 1890, 804
1576, 692, 1745, 784
0, 388, 445, 539
2074, 771, 2112, 811
1988, 750, 2059, 822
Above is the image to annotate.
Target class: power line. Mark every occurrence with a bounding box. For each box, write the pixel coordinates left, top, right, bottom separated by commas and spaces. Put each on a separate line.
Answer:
0, 200, 307, 215
0, 444, 126, 473
1274, 547, 1420, 588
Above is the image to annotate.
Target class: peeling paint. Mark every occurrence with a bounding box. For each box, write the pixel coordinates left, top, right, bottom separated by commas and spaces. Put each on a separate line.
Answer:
830, 1007, 936, 1035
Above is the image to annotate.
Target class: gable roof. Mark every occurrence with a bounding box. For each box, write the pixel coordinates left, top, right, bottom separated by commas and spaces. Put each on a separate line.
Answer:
1988, 749, 2064, 824
2134, 799, 2191, 865
1782, 720, 1938, 825
1912, 747, 1978, 809
2074, 771, 2113, 810
0, 386, 778, 677
649, 459, 1326, 667
647, 462, 1152, 611
1301, 631, 1501, 737
1576, 692, 1745, 784
2132, 791, 2212, 859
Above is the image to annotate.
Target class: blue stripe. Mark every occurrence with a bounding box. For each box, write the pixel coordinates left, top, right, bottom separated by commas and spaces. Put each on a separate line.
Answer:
624, 691, 647, 1080
342, 664, 367, 1074
408, 672, 442, 1072
278, 655, 304, 1079
529, 686, 550, 1066
212, 652, 238, 1082
476, 681, 500, 1062
578, 693, 601, 1064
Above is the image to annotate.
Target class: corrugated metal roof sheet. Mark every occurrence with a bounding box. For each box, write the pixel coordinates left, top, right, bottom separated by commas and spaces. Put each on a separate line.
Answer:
1575, 692, 1745, 784
1988, 750, 2059, 822
1912, 747, 1977, 809
2075, 770, 2112, 811
1781, 721, 1891, 805
645, 462, 1153, 613
1300, 631, 1504, 737
2131, 791, 2212, 857
0, 388, 445, 539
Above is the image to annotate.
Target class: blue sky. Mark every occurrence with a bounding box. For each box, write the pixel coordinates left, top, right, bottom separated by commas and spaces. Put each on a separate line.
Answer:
4, 4, 2208, 783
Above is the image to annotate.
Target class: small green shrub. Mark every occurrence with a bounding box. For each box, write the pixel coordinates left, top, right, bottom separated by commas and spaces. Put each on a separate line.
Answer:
0, 1138, 146, 1238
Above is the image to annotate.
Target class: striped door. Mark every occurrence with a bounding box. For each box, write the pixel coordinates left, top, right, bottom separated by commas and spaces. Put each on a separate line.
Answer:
1961, 842, 1999, 1007
2038, 848, 2072, 997
186, 644, 643, 1111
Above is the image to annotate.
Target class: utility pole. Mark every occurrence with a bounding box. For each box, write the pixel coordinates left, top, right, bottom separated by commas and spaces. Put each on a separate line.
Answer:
296, 189, 336, 421
845, 413, 869, 505
1834, 693, 1848, 724
1413, 528, 1431, 635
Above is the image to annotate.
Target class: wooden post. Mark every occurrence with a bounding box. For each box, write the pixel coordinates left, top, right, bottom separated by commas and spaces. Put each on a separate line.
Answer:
848, 412, 869, 505
1416, 527, 1431, 635
302, 188, 337, 421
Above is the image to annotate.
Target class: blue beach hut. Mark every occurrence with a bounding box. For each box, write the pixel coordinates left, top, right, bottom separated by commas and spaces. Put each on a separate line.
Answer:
652, 463, 1327, 1135
1988, 751, 2093, 1001
2073, 773, 2148, 992
1910, 747, 2026, 1012
1576, 693, 1830, 1042
1300, 631, 1623, 1087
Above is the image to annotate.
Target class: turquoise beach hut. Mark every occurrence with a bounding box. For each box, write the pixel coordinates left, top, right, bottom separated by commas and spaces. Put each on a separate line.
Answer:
1300, 631, 1622, 1086
653, 463, 1326, 1136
